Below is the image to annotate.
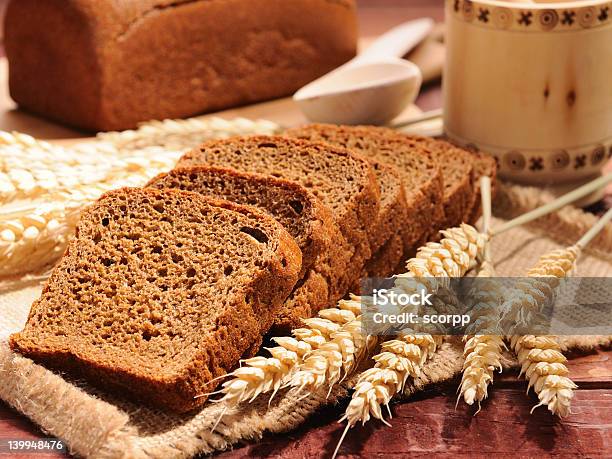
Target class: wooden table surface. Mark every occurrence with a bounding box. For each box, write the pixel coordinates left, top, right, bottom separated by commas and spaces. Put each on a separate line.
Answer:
1, 1, 611, 458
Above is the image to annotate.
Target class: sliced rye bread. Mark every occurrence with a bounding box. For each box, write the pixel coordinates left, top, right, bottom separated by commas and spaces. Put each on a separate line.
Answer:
402, 136, 475, 231
284, 124, 443, 254
147, 165, 334, 279
360, 161, 406, 254
177, 135, 381, 300
273, 127, 407, 255
147, 165, 345, 332
10, 187, 301, 412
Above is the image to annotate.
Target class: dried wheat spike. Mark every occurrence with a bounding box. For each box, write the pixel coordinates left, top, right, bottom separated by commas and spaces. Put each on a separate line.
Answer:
0, 133, 109, 204
340, 334, 441, 429
510, 335, 577, 417
458, 260, 507, 409
98, 117, 280, 152
0, 135, 181, 205
289, 296, 378, 396
503, 246, 580, 418
336, 224, 487, 444
0, 155, 181, 277
214, 299, 362, 408
396, 223, 487, 294
500, 246, 580, 327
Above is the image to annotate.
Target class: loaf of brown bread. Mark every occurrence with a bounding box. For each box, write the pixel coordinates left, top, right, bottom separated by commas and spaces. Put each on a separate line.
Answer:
147, 166, 345, 331
10, 187, 301, 412
177, 136, 381, 300
284, 125, 444, 253
5, 0, 357, 131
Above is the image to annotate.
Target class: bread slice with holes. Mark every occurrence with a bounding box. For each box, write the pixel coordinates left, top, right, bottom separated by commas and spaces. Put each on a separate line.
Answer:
177, 135, 380, 298
147, 165, 346, 332
284, 124, 443, 253
10, 187, 301, 412
147, 165, 335, 279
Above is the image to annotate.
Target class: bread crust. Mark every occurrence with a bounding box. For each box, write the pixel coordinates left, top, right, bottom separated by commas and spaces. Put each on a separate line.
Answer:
10, 187, 301, 412
5, 0, 357, 131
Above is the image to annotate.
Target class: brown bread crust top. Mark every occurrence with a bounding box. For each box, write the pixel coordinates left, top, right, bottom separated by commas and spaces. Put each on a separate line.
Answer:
285, 124, 444, 250
5, 0, 357, 130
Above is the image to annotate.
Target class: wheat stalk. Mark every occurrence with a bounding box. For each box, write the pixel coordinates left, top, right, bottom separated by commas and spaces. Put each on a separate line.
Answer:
510, 334, 576, 417
0, 133, 181, 206
458, 176, 507, 410
0, 153, 182, 277
499, 247, 580, 328
333, 333, 442, 458
341, 334, 441, 425
499, 246, 580, 418
458, 260, 507, 410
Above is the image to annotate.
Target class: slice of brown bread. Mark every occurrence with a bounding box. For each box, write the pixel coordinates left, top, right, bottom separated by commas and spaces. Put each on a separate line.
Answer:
361, 161, 407, 254
147, 165, 334, 279
177, 135, 380, 297
10, 187, 301, 412
284, 125, 443, 254
147, 165, 346, 332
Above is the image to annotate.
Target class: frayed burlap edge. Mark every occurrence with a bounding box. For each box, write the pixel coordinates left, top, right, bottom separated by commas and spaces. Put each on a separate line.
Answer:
1, 182, 611, 458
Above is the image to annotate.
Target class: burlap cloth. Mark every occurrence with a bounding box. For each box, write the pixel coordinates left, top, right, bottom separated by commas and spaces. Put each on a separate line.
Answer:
1, 182, 611, 458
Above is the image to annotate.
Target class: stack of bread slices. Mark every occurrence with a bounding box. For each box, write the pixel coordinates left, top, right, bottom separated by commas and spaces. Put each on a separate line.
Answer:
10, 125, 496, 412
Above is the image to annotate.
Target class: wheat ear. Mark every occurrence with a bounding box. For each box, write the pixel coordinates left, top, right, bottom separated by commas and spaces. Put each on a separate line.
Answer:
502, 247, 579, 417
0, 150, 182, 277
334, 224, 487, 455
458, 259, 507, 410
510, 334, 577, 417
504, 208, 612, 417
213, 297, 362, 408
288, 295, 378, 397
511, 203, 612, 417
499, 246, 580, 327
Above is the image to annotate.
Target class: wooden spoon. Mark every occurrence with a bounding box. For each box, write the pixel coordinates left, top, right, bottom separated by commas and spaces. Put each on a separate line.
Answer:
293, 18, 434, 125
